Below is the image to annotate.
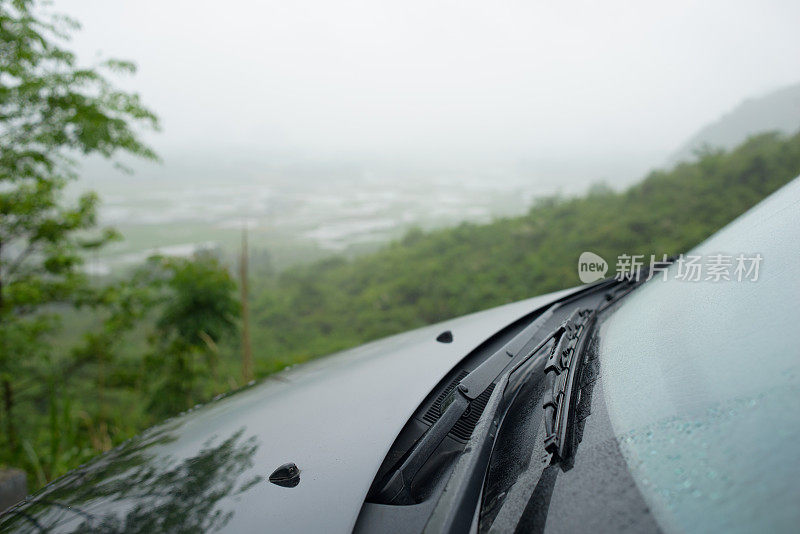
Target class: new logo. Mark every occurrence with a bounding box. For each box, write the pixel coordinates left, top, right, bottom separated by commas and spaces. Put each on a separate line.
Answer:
577, 251, 608, 283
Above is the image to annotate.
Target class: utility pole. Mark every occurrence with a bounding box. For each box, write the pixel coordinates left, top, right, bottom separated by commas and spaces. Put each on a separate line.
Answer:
240, 224, 254, 383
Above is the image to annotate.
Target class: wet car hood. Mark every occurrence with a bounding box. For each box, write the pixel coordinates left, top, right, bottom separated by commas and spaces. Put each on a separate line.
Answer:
1, 289, 573, 533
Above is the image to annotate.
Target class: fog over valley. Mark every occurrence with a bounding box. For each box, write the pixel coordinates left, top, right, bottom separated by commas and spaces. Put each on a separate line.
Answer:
53, 0, 800, 271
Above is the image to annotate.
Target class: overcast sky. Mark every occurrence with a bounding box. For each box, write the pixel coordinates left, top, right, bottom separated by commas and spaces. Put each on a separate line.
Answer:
55, 0, 800, 166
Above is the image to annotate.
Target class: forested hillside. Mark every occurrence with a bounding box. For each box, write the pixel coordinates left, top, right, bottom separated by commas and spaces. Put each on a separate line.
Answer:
249, 132, 800, 373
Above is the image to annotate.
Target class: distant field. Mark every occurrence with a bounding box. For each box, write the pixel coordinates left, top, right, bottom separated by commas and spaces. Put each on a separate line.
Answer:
74, 168, 547, 273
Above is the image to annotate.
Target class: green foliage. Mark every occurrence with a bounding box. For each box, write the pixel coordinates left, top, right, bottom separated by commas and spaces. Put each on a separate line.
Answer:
0, 0, 158, 331
153, 254, 239, 346
142, 254, 240, 417
0, 0, 157, 483
0, 0, 241, 490
248, 131, 800, 374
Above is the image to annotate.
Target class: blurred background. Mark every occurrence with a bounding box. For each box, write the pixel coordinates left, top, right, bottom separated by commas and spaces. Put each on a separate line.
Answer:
62, 0, 800, 270
1, 0, 800, 497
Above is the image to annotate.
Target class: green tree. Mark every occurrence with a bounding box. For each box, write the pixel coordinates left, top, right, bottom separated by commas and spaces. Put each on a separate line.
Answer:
0, 0, 158, 452
71, 268, 162, 422
144, 254, 240, 417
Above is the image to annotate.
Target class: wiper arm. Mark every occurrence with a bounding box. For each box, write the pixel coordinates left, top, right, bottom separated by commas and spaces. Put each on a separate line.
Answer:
373, 278, 621, 504
373, 303, 567, 504
420, 269, 669, 533
449, 276, 624, 406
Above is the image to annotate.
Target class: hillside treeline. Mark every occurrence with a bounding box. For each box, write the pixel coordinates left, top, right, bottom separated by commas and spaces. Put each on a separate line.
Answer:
249, 131, 800, 373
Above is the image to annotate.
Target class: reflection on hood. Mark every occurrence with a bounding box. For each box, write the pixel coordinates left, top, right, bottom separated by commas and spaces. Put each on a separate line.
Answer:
1, 425, 261, 533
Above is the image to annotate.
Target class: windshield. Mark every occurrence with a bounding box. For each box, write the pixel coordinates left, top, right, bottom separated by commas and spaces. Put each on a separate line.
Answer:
598, 177, 800, 533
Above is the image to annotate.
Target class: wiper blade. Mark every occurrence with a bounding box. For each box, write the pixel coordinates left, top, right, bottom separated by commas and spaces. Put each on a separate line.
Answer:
421, 269, 670, 533
450, 276, 623, 405
541, 307, 596, 461
372, 304, 566, 504
372, 278, 621, 504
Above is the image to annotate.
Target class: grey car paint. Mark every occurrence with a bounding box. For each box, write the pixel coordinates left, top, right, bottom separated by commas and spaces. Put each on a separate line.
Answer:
0, 288, 574, 533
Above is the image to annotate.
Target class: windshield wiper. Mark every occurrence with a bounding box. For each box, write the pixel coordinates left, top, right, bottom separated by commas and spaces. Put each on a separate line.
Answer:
373, 301, 572, 504
372, 278, 622, 504
541, 307, 596, 462
420, 269, 669, 533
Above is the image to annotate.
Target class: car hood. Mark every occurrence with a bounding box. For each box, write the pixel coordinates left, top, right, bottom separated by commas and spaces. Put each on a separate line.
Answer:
1, 288, 573, 533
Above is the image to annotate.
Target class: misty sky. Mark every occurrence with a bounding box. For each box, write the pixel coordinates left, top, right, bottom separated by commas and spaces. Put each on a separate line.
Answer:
56, 0, 800, 166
